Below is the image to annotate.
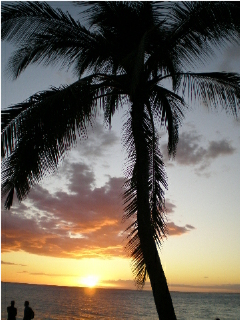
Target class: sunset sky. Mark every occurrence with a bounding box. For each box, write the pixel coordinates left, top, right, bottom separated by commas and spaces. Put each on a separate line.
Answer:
1, 2, 240, 293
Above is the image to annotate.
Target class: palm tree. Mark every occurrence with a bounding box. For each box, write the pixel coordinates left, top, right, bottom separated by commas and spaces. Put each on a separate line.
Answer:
2, 2, 240, 319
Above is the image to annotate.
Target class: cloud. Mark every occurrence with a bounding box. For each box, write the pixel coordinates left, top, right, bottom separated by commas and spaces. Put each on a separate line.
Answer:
78, 120, 121, 159
162, 131, 236, 174
164, 200, 195, 236
1, 260, 27, 267
2, 159, 194, 260
165, 200, 177, 214
166, 131, 207, 166
167, 222, 195, 236
206, 140, 236, 159
17, 271, 76, 277
1, 164, 126, 259
185, 224, 195, 230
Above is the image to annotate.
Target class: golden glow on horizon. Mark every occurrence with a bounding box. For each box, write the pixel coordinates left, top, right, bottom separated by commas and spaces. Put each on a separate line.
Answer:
80, 275, 99, 288
2, 249, 240, 293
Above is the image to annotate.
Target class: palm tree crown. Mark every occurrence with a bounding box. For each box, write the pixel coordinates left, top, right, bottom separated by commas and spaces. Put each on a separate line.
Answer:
2, 2, 240, 319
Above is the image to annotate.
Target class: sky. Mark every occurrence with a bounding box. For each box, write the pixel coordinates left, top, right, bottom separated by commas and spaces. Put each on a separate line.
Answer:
1, 2, 240, 293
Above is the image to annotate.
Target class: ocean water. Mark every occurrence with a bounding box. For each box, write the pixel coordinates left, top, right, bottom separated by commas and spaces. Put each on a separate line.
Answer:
1, 282, 240, 320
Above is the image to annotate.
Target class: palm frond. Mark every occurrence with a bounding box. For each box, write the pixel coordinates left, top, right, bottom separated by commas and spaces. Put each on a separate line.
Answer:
167, 2, 240, 68
1, 1, 96, 78
103, 90, 125, 128
1, 72, 127, 210
2, 1, 79, 44
145, 102, 168, 247
125, 221, 148, 288
122, 113, 145, 288
150, 85, 185, 156
181, 72, 240, 116
1, 79, 98, 209
7, 24, 95, 79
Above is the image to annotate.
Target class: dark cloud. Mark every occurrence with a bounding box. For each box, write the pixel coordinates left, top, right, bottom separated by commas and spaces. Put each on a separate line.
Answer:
17, 271, 76, 277
1, 261, 27, 267
164, 200, 196, 236
77, 120, 120, 159
166, 131, 206, 166
162, 131, 236, 174
185, 224, 195, 230
207, 140, 235, 159
165, 200, 177, 214
167, 222, 195, 236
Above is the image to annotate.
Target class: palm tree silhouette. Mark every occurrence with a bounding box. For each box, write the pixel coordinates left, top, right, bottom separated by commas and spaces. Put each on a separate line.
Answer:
2, 2, 240, 319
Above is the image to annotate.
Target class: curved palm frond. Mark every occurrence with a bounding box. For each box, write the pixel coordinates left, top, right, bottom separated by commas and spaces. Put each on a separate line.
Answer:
1, 70, 128, 210
7, 25, 96, 79
181, 72, 240, 116
2, 1, 65, 42
146, 102, 168, 245
1, 1, 98, 78
167, 2, 240, 68
103, 89, 128, 128
150, 85, 185, 156
1, 76, 125, 209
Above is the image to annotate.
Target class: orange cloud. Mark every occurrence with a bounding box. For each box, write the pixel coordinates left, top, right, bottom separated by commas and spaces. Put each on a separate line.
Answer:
2, 162, 195, 259
167, 222, 195, 236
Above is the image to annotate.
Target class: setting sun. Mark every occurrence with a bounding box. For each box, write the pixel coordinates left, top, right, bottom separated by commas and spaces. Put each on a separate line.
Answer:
80, 275, 99, 288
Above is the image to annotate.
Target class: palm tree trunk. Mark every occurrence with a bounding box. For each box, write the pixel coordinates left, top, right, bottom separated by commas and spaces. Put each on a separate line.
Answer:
131, 102, 177, 320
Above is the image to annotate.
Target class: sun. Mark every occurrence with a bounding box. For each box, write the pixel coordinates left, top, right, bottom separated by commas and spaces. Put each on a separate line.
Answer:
81, 275, 99, 288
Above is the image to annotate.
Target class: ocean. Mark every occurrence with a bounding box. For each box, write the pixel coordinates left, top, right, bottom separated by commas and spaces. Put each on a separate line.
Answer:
1, 282, 240, 320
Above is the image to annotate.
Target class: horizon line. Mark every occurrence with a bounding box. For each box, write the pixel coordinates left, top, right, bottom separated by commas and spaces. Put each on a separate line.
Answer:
1, 281, 240, 294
